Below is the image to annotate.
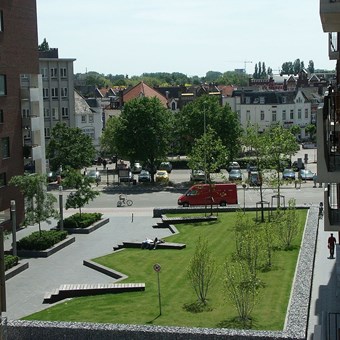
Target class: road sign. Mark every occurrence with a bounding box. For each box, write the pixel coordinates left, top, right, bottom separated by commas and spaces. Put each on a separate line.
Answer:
153, 263, 161, 272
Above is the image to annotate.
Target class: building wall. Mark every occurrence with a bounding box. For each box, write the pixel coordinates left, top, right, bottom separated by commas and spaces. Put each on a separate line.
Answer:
0, 0, 39, 228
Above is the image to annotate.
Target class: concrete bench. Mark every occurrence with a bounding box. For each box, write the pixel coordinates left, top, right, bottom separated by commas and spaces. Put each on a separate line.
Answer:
43, 282, 145, 304
161, 215, 217, 224
113, 241, 186, 251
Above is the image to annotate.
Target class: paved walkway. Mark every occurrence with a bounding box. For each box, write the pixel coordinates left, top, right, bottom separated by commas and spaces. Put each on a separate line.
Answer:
3, 208, 172, 320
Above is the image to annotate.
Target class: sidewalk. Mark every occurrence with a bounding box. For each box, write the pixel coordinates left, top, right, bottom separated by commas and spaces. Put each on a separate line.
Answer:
3, 208, 172, 320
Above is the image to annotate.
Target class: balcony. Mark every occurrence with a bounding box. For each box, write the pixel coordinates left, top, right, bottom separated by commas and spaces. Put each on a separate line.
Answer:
320, 0, 340, 32
324, 184, 340, 231
329, 32, 340, 59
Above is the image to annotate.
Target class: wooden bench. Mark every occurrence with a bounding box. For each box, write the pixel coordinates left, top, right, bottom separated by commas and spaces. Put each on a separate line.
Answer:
43, 282, 145, 304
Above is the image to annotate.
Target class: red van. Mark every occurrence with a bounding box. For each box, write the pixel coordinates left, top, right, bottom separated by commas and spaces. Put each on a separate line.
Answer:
178, 183, 238, 207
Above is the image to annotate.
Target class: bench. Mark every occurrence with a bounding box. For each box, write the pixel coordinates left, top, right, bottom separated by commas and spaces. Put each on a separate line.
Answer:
113, 241, 186, 251
43, 282, 145, 304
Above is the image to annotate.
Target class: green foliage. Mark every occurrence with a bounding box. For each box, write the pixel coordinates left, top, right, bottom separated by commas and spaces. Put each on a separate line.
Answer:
187, 236, 216, 305
9, 174, 59, 233
38, 38, 49, 51
17, 230, 67, 251
305, 124, 317, 142
100, 116, 120, 157
46, 122, 96, 171
61, 212, 102, 229
4, 255, 19, 271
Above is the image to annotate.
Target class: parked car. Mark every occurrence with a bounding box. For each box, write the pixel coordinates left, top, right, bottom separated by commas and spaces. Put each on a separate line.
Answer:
248, 171, 262, 186
119, 169, 134, 183
227, 162, 240, 172
159, 162, 172, 173
85, 170, 101, 183
292, 160, 305, 172
190, 169, 206, 182
155, 170, 169, 182
229, 169, 242, 182
302, 142, 317, 149
282, 168, 296, 180
298, 169, 314, 181
131, 162, 142, 174
138, 170, 151, 182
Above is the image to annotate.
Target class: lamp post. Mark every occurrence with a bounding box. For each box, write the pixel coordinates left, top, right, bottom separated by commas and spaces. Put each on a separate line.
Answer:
59, 186, 64, 231
203, 103, 207, 184
242, 183, 247, 214
10, 200, 17, 257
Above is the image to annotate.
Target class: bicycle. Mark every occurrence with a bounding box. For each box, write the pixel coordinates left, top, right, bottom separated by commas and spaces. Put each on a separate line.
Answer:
117, 194, 133, 207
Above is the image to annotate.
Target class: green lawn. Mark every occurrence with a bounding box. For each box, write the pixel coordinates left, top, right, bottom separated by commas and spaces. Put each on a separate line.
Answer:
24, 210, 307, 330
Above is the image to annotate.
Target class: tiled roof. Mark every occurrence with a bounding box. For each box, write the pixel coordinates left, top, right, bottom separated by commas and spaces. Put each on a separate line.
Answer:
123, 82, 168, 107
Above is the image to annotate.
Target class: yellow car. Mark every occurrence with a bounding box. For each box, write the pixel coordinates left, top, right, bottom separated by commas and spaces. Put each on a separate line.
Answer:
155, 170, 169, 182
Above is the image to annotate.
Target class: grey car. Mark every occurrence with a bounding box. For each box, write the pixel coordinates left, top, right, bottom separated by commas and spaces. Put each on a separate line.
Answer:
229, 169, 242, 182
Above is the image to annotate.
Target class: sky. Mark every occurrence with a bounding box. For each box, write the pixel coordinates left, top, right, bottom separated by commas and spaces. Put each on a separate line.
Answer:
36, 0, 334, 77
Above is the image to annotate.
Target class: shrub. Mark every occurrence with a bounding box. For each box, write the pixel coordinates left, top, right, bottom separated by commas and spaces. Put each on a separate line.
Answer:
61, 212, 102, 229
4, 255, 19, 271
17, 230, 68, 251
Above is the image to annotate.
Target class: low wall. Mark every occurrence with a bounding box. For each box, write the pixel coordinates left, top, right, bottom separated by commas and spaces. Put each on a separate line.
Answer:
6, 206, 319, 340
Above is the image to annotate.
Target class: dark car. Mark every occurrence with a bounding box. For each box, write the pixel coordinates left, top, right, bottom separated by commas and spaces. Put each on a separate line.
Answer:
159, 162, 172, 173
85, 170, 101, 183
282, 168, 296, 180
292, 161, 305, 172
138, 170, 151, 182
248, 171, 262, 186
298, 169, 314, 181
229, 169, 242, 182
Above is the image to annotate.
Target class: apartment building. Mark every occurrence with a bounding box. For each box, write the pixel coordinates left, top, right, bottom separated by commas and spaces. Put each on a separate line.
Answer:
39, 49, 76, 145
318, 0, 340, 232
0, 0, 43, 229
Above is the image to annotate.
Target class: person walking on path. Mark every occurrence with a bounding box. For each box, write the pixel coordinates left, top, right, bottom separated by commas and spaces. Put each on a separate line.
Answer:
328, 233, 337, 259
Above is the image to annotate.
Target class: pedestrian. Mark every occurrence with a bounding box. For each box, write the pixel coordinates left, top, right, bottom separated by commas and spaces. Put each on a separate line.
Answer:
328, 233, 336, 259
102, 159, 107, 170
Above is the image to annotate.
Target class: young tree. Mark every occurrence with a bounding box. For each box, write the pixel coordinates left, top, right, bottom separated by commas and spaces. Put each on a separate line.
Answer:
112, 97, 173, 180
307, 60, 315, 74
187, 236, 216, 306
9, 174, 59, 235
62, 169, 100, 217
100, 116, 120, 157
46, 123, 96, 171
305, 124, 317, 142
224, 259, 263, 327
38, 38, 50, 51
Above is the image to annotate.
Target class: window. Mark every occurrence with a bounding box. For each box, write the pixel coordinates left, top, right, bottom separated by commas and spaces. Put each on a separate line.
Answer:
1, 137, 10, 158
81, 115, 87, 123
40, 68, 48, 78
260, 111, 264, 120
0, 10, 4, 32
51, 88, 59, 98
171, 102, 176, 111
0, 173, 6, 187
260, 97, 265, 104
290, 110, 294, 120
50, 68, 58, 77
272, 111, 277, 122
245, 97, 251, 104
44, 127, 50, 138
61, 88, 68, 97
305, 108, 309, 119
282, 96, 287, 104
61, 107, 68, 118
52, 107, 59, 120
44, 108, 50, 118
0, 109, 3, 123
22, 108, 30, 118
298, 109, 302, 119
89, 114, 94, 123
282, 110, 286, 121
60, 68, 67, 77
0, 75, 7, 96
43, 88, 49, 98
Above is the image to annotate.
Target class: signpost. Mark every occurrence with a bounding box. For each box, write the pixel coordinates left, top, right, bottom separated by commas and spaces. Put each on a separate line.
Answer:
153, 263, 162, 315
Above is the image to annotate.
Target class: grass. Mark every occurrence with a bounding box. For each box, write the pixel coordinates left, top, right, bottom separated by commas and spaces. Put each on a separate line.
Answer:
23, 210, 307, 330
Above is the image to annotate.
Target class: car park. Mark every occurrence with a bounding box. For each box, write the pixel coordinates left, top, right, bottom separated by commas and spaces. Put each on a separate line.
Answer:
282, 168, 296, 180
190, 169, 206, 182
229, 169, 242, 182
298, 169, 314, 181
159, 162, 172, 173
138, 170, 151, 182
156, 170, 169, 182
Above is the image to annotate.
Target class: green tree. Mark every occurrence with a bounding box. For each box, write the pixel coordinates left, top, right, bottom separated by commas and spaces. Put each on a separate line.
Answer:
46, 123, 96, 171
307, 60, 315, 74
9, 174, 59, 235
176, 95, 241, 161
290, 125, 301, 141
38, 38, 49, 51
293, 59, 301, 75
187, 236, 216, 306
305, 123, 317, 142
113, 97, 173, 180
63, 169, 100, 216
100, 116, 120, 157
204, 71, 223, 83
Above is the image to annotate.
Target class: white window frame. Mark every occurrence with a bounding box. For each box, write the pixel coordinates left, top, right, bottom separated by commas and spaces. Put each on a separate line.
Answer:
81, 115, 86, 123
52, 107, 59, 120
43, 88, 49, 99
60, 68, 67, 77
50, 68, 58, 78
51, 88, 59, 99
44, 108, 50, 118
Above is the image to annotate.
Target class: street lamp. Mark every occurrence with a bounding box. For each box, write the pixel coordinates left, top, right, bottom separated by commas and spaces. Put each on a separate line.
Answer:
59, 186, 64, 231
10, 200, 17, 257
242, 183, 247, 214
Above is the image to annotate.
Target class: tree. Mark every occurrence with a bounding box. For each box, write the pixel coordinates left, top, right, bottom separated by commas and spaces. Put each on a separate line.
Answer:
63, 169, 99, 216
38, 38, 50, 51
290, 125, 301, 141
204, 71, 222, 83
176, 95, 241, 161
307, 60, 315, 74
46, 123, 96, 171
100, 116, 120, 157
112, 97, 173, 180
305, 123, 317, 142
293, 59, 301, 75
188, 127, 228, 181
187, 236, 216, 306
9, 174, 59, 235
